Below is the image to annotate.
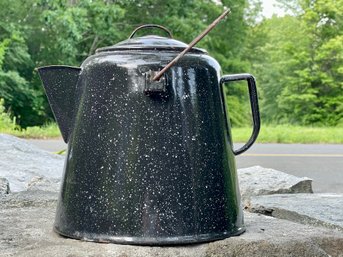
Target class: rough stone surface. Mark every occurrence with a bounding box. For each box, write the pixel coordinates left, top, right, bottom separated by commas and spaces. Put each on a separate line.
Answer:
0, 134, 64, 192
238, 166, 313, 203
0, 177, 10, 194
1, 136, 343, 256
0, 135, 314, 199
248, 193, 343, 232
1, 191, 343, 257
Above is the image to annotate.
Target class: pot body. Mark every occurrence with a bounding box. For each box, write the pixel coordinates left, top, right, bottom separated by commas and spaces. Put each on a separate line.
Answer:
54, 50, 244, 245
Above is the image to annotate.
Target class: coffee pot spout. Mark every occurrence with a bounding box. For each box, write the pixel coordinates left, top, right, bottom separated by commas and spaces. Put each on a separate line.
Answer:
37, 65, 81, 143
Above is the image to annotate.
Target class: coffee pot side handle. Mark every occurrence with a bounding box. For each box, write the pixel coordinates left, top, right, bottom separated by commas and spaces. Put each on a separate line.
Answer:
220, 73, 261, 155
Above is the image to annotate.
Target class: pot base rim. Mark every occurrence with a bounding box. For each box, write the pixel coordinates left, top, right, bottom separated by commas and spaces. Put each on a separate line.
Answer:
53, 225, 246, 245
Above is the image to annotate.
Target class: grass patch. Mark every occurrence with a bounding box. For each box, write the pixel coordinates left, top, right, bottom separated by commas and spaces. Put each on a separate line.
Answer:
0, 123, 61, 139
1, 122, 342, 144
232, 125, 343, 144
0, 98, 61, 139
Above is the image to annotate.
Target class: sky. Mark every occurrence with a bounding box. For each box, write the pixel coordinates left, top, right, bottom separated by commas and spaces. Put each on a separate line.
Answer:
261, 0, 286, 18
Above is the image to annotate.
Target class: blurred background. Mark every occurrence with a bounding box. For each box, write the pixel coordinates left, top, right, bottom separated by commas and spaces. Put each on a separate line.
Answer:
0, 0, 342, 143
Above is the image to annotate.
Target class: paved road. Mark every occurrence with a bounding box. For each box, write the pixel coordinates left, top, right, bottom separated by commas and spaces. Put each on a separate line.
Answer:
27, 138, 67, 152
26, 139, 343, 194
234, 143, 343, 193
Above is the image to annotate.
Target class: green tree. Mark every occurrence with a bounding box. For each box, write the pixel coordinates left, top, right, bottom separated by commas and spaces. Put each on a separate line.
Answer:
0, 29, 42, 127
1, 0, 126, 127
247, 0, 343, 126
0, 0, 255, 128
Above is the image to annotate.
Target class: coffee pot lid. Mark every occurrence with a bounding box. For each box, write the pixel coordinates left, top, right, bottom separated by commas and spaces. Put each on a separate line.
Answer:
96, 24, 206, 54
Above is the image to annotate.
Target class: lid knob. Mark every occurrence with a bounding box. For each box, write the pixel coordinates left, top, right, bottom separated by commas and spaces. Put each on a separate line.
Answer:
129, 24, 173, 39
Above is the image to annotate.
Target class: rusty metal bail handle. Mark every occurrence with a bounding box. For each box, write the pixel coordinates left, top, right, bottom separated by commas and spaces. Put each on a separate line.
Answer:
220, 74, 261, 155
152, 9, 230, 81
129, 24, 173, 39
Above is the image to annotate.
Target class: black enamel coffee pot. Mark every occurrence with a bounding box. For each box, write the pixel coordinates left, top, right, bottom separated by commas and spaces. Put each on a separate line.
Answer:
38, 25, 260, 245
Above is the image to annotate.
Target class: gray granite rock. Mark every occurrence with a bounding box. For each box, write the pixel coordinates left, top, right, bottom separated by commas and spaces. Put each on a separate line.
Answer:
0, 134, 64, 192
248, 193, 343, 232
238, 166, 313, 203
0, 135, 314, 200
0, 177, 10, 194
26, 176, 61, 192
1, 136, 342, 256
1, 191, 343, 257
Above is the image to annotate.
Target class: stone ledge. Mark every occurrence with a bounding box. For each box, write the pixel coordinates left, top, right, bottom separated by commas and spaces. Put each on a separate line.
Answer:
238, 166, 313, 204
0, 134, 64, 193
0, 177, 10, 194
247, 193, 343, 232
1, 135, 342, 256
1, 191, 343, 257
0, 135, 315, 197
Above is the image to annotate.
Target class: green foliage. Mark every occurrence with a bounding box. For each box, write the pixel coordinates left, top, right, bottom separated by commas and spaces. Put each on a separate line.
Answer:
247, 0, 343, 126
0, 39, 10, 67
10, 122, 61, 138
0, 0, 254, 128
0, 0, 127, 127
0, 98, 16, 130
232, 125, 343, 144
0, 10, 46, 127
0, 95, 59, 138
0, 0, 342, 131
224, 80, 252, 127
35, 0, 126, 65
0, 121, 61, 138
